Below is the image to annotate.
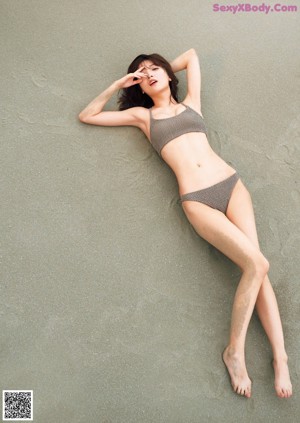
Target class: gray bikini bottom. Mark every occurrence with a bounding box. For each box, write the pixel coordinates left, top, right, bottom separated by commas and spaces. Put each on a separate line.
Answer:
180, 172, 240, 214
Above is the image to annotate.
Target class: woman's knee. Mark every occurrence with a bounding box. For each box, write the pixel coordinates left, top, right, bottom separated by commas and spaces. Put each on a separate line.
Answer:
248, 251, 270, 279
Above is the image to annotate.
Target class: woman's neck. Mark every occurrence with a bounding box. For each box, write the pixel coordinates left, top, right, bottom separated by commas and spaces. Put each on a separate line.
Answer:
150, 90, 177, 109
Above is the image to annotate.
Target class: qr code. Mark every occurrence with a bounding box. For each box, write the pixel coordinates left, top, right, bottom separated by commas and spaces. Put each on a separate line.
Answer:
2, 390, 33, 421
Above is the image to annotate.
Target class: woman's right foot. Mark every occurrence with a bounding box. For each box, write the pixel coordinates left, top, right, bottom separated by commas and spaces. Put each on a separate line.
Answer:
272, 356, 293, 398
222, 346, 252, 398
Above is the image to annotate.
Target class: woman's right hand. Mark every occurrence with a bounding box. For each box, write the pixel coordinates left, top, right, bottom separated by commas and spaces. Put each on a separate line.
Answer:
115, 66, 148, 89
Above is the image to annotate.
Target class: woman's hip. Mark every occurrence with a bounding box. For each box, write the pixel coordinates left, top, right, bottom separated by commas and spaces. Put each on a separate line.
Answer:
180, 171, 240, 215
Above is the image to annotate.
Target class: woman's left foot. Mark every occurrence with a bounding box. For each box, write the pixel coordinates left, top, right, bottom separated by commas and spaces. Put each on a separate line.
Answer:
272, 356, 293, 398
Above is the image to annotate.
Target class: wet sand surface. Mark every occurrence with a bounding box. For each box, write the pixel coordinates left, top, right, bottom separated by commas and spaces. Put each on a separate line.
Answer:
1, 1, 299, 421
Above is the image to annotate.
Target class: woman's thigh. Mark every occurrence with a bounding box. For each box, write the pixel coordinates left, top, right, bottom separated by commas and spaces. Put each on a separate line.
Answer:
226, 179, 260, 249
181, 199, 265, 272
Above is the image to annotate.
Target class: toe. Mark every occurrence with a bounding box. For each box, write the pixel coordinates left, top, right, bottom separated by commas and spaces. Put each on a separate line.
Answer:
246, 386, 251, 398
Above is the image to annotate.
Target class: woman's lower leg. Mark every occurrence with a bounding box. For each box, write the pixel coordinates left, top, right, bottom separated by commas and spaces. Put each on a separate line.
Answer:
254, 275, 292, 397
224, 269, 292, 398
255, 274, 287, 359
227, 260, 269, 354
223, 257, 269, 397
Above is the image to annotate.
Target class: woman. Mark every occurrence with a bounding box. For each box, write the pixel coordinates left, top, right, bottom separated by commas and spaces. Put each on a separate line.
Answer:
78, 48, 292, 398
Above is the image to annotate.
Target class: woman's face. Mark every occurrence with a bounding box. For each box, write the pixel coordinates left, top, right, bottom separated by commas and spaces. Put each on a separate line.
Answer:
137, 60, 170, 95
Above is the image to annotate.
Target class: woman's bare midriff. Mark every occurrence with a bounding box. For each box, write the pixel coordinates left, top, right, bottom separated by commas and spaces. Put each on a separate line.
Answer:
158, 132, 237, 197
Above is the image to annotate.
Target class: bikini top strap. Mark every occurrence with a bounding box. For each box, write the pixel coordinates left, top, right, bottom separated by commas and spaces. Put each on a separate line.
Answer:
181, 102, 190, 112
181, 102, 204, 118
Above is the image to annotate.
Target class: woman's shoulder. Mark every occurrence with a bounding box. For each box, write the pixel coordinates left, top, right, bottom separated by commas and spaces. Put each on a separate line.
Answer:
125, 106, 150, 122
182, 95, 203, 117
134, 106, 153, 124
133, 105, 151, 117
127, 106, 151, 139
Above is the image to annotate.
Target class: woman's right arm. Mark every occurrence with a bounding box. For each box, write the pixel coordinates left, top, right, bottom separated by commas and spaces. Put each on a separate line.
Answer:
78, 67, 147, 127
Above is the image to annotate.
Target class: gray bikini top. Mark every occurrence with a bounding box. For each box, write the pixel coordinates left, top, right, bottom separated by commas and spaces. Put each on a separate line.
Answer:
149, 102, 208, 156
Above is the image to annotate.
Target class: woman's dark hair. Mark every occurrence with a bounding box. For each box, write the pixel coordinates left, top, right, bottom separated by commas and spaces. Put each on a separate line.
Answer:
117, 53, 179, 111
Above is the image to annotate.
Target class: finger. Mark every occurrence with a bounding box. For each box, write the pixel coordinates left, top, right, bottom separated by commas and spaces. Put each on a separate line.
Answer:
133, 74, 144, 81
133, 71, 147, 81
135, 69, 147, 76
136, 67, 147, 77
132, 77, 145, 83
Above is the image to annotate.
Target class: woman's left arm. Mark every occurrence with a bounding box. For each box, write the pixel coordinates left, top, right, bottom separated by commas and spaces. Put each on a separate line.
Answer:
170, 48, 197, 73
170, 48, 202, 111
